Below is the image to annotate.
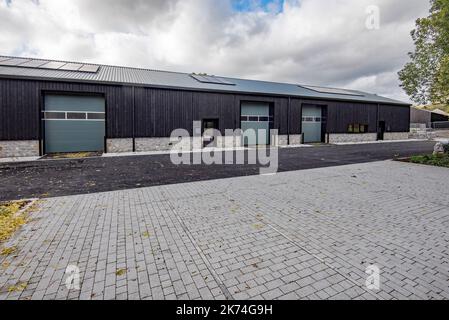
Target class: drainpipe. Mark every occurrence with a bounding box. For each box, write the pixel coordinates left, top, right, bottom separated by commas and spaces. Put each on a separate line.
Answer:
132, 86, 136, 152
287, 97, 291, 145
376, 103, 380, 140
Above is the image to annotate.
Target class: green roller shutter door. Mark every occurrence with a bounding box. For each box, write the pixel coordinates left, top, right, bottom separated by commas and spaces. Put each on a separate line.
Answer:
241, 102, 270, 146
44, 95, 105, 153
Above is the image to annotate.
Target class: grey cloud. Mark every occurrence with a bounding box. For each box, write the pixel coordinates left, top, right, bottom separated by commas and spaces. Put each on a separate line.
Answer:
0, 0, 432, 102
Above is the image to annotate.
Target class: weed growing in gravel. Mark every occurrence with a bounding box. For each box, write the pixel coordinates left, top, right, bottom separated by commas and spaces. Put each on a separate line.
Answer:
410, 154, 449, 168
8, 282, 27, 292
1, 246, 17, 256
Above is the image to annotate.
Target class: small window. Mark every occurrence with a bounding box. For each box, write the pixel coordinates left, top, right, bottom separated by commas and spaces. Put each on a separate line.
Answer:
315, 117, 321, 122
353, 124, 360, 133
248, 116, 258, 122
348, 124, 353, 133
87, 113, 105, 120
360, 124, 367, 133
44, 112, 65, 119
67, 112, 86, 120
240, 116, 248, 122
259, 116, 269, 122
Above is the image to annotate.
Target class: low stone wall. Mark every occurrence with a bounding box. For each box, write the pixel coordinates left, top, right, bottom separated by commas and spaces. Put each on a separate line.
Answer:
328, 133, 377, 143
136, 137, 204, 151
107, 133, 312, 153
0, 140, 39, 158
383, 132, 409, 141
135, 137, 172, 152
289, 134, 302, 145
271, 135, 289, 146
216, 136, 242, 148
106, 138, 133, 153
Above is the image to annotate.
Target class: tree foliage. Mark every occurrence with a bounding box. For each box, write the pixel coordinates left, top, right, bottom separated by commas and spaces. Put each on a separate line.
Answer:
399, 0, 449, 105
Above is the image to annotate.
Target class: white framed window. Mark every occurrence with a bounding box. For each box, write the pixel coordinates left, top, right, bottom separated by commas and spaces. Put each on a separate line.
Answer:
42, 111, 105, 121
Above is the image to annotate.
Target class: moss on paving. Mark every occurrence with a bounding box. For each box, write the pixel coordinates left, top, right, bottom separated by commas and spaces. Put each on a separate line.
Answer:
410, 153, 449, 168
0, 201, 28, 246
45, 152, 99, 159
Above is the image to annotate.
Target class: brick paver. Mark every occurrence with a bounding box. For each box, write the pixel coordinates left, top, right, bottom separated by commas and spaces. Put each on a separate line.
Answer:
0, 160, 448, 300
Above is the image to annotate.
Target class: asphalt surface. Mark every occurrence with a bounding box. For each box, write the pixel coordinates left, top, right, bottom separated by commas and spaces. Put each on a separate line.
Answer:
0, 141, 436, 201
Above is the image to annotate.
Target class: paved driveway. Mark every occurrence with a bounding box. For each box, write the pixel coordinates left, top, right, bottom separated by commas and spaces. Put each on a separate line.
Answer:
0, 140, 435, 201
1, 160, 448, 300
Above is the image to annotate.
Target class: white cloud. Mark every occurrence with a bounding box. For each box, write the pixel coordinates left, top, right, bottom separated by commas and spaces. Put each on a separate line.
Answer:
0, 0, 430, 102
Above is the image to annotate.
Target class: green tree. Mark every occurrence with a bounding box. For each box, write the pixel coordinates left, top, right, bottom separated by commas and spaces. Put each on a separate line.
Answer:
399, 0, 449, 105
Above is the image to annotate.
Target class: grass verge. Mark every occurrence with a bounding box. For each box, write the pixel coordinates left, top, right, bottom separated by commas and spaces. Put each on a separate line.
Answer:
409, 153, 449, 168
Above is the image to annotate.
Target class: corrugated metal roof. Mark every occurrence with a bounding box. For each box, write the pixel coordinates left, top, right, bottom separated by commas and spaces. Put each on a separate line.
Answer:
432, 108, 449, 116
0, 55, 409, 105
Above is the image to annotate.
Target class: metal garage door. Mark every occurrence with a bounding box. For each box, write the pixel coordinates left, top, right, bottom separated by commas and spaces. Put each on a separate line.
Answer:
43, 95, 105, 153
302, 105, 322, 143
241, 102, 270, 146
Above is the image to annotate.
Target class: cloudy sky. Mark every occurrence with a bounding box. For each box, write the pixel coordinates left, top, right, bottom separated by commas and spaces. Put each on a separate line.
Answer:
0, 0, 430, 102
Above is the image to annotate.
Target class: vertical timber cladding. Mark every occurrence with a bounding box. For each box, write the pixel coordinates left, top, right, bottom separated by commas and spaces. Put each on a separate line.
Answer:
43, 94, 106, 153
0, 79, 39, 140
378, 104, 410, 132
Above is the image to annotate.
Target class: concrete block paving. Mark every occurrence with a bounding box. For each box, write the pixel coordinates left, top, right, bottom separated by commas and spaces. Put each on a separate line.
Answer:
0, 160, 448, 300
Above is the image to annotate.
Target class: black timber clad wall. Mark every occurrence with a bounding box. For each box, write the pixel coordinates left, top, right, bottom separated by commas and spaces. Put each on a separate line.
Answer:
431, 112, 448, 122
0, 78, 133, 140
135, 88, 195, 136
0, 78, 410, 140
289, 99, 302, 135
326, 101, 378, 133
195, 91, 236, 135
410, 108, 431, 125
378, 104, 410, 132
0, 79, 39, 140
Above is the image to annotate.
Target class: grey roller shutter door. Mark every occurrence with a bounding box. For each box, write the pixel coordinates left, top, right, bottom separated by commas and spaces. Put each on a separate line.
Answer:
44, 95, 105, 153
302, 105, 322, 143
241, 102, 270, 146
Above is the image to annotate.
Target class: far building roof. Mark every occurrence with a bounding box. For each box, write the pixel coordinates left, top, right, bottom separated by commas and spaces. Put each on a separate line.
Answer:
431, 108, 449, 116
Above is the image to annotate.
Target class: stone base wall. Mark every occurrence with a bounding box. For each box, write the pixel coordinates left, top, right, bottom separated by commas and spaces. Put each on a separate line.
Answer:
383, 132, 409, 141
0, 140, 39, 158
135, 137, 172, 152
289, 134, 302, 145
216, 136, 242, 148
107, 133, 313, 153
271, 135, 289, 146
328, 133, 377, 143
136, 137, 205, 151
106, 138, 133, 153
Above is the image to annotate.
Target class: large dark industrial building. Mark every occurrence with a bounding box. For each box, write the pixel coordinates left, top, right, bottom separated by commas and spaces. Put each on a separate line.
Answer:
410, 107, 449, 128
0, 56, 410, 158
